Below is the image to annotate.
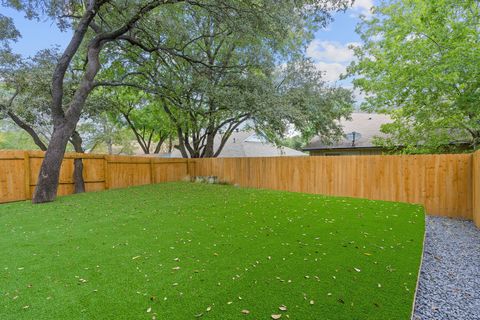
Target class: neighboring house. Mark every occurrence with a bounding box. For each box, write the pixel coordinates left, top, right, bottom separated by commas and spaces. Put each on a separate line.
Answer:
163, 130, 307, 158
303, 113, 392, 156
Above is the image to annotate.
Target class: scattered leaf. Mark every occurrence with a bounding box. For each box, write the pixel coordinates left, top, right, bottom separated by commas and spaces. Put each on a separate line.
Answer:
271, 314, 282, 319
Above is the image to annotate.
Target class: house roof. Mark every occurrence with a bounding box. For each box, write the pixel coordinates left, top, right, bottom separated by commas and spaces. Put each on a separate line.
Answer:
167, 130, 307, 158
304, 113, 392, 150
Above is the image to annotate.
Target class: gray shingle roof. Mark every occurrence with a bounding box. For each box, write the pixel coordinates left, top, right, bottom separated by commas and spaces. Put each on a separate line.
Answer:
304, 113, 392, 150
168, 130, 307, 158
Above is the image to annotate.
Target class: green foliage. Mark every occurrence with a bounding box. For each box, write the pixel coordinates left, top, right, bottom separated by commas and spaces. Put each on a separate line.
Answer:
2, 0, 354, 157
76, 113, 137, 154
0, 13, 20, 45
99, 4, 353, 157
279, 135, 306, 151
92, 87, 177, 154
0, 122, 40, 150
0, 48, 56, 132
0, 182, 424, 319
348, 0, 480, 153
268, 59, 353, 145
0, 47, 126, 152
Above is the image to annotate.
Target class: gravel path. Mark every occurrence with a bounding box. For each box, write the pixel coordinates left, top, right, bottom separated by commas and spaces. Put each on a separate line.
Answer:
413, 216, 480, 320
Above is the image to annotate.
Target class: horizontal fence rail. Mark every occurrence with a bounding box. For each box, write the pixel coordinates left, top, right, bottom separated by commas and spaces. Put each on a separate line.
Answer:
0, 150, 479, 227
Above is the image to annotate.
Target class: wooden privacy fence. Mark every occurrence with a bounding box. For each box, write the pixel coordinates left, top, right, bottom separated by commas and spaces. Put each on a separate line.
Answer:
0, 150, 479, 227
191, 152, 480, 227
0, 150, 190, 203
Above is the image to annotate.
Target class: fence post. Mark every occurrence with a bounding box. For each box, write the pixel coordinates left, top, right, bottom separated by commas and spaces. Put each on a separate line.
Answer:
104, 156, 110, 190
23, 151, 31, 200
186, 159, 194, 179
473, 151, 480, 228
150, 158, 155, 184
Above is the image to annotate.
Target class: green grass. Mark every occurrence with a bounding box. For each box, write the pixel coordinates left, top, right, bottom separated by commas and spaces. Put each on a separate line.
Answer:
0, 182, 425, 320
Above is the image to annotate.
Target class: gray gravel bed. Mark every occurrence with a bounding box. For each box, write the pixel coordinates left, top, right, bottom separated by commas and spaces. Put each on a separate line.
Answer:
413, 216, 480, 320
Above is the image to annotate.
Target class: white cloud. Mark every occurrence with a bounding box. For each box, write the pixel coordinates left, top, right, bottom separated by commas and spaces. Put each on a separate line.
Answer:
306, 40, 359, 63
351, 0, 374, 17
314, 61, 347, 82
307, 40, 359, 82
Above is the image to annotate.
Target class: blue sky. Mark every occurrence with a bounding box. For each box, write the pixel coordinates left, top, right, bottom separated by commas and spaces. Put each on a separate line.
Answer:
1, 0, 373, 95
1, 6, 72, 56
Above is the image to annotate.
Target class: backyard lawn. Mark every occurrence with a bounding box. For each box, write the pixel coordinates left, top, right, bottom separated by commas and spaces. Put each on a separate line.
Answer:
0, 182, 425, 319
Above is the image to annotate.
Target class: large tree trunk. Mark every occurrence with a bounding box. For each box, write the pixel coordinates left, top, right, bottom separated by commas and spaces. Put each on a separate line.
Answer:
203, 133, 215, 158
33, 122, 77, 203
32, 0, 180, 203
73, 159, 85, 193
33, 47, 101, 202
32, 4, 99, 203
70, 130, 85, 194
176, 128, 189, 158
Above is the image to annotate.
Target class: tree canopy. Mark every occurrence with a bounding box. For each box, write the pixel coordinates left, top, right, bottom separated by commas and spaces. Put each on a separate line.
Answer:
1, 0, 354, 202
348, 0, 480, 153
97, 6, 353, 157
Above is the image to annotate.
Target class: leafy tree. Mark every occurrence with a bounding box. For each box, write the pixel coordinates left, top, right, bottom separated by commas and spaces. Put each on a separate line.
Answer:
102, 8, 353, 158
0, 49, 50, 150
0, 48, 91, 191
0, 47, 119, 192
77, 113, 136, 154
0, 120, 40, 150
1, 0, 179, 202
269, 59, 353, 146
0, 48, 90, 150
347, 0, 480, 153
99, 88, 176, 154
3, 0, 351, 202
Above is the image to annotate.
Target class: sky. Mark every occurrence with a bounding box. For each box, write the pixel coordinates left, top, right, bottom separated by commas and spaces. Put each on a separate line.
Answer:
1, 0, 374, 99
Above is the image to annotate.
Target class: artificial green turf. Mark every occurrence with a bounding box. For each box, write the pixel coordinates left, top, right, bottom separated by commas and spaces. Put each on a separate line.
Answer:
0, 182, 425, 320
